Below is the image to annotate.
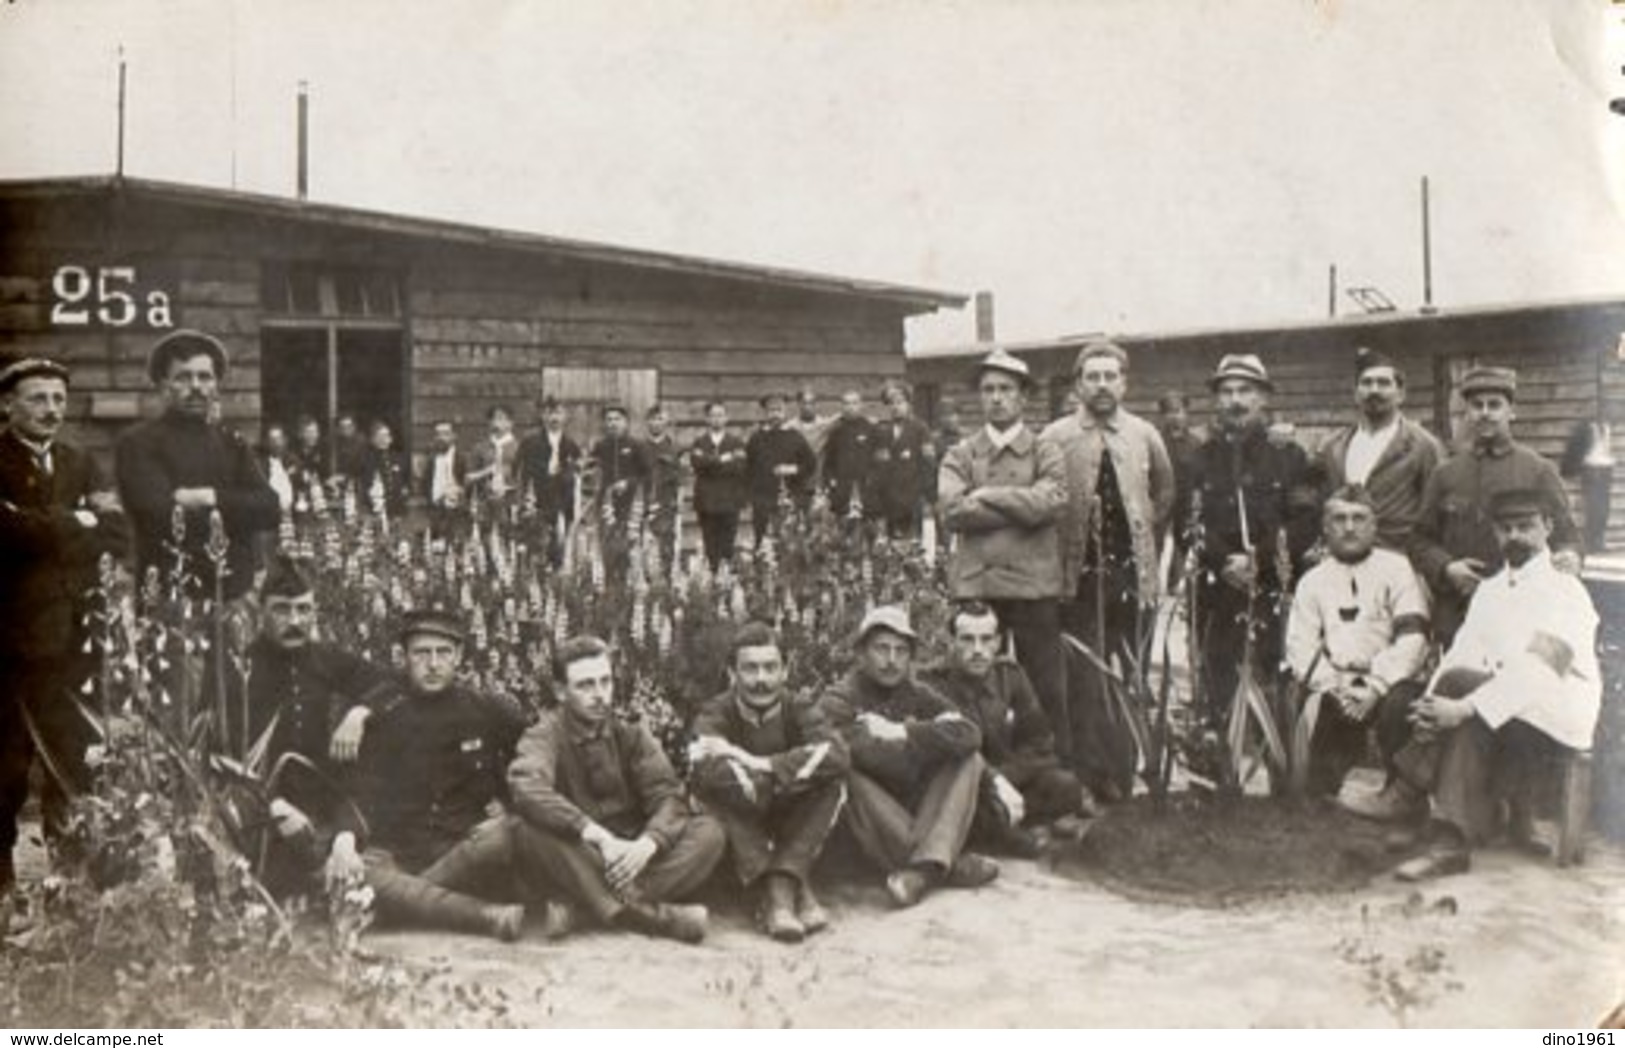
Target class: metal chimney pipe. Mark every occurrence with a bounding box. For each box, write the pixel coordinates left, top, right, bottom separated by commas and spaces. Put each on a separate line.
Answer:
974, 290, 995, 342
297, 81, 309, 200
1421, 176, 1436, 313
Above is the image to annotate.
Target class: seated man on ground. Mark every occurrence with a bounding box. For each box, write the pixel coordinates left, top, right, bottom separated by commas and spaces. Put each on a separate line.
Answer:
1282, 487, 1431, 805
508, 636, 726, 944
327, 609, 532, 941
822, 606, 998, 909
918, 601, 1088, 857
688, 621, 849, 942
227, 556, 394, 896
1386, 488, 1601, 881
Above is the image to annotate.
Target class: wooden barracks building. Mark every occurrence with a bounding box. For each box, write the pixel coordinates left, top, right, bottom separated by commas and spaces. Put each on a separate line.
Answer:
0, 176, 965, 461
909, 296, 1625, 549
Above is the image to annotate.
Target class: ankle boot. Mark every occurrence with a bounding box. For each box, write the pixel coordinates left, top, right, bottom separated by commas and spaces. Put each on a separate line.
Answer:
615, 900, 709, 944
760, 874, 805, 943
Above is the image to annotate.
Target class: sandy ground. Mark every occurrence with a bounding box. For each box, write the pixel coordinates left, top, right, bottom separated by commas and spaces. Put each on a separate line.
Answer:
364, 829, 1625, 1028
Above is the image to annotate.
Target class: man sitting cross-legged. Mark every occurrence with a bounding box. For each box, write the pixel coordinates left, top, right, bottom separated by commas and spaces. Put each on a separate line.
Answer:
508, 636, 726, 944
688, 621, 850, 942
1283, 486, 1431, 805
822, 605, 999, 909
326, 609, 531, 941
918, 601, 1088, 858
1387, 488, 1601, 880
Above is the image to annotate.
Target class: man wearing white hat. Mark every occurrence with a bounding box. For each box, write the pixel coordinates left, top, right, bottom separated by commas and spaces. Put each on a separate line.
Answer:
937, 347, 1071, 766
1189, 354, 1319, 730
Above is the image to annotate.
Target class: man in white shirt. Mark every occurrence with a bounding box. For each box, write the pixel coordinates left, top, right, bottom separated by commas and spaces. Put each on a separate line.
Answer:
1286, 486, 1430, 802
422, 420, 468, 538
1389, 487, 1601, 880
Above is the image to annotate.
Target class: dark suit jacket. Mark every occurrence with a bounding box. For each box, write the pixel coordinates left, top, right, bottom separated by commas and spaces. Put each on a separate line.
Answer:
689, 430, 748, 514
0, 431, 129, 659
516, 428, 582, 521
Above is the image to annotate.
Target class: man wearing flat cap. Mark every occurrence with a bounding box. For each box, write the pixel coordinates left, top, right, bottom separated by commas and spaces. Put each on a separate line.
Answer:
1188, 353, 1319, 730
939, 348, 1071, 771
328, 608, 534, 940
223, 555, 395, 896
0, 356, 128, 892
745, 391, 817, 546
115, 329, 279, 601
821, 606, 997, 908
1410, 365, 1580, 644
515, 396, 581, 564
866, 380, 937, 540
1380, 488, 1600, 880
822, 389, 877, 519
1314, 347, 1444, 551
1042, 340, 1174, 799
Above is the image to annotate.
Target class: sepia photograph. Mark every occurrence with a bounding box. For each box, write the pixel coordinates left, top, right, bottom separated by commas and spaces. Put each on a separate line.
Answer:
1, 0, 1623, 1029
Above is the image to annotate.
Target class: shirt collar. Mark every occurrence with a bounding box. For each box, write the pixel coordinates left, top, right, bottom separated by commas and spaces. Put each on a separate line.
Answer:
565, 708, 611, 741
985, 422, 1023, 451
1356, 413, 1402, 439
733, 690, 785, 727
9, 432, 53, 460
1076, 410, 1121, 433
1504, 549, 1552, 585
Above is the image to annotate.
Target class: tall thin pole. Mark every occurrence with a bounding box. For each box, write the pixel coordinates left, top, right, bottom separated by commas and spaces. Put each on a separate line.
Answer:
1327, 264, 1338, 318
297, 81, 309, 200
1421, 176, 1435, 313
116, 47, 127, 178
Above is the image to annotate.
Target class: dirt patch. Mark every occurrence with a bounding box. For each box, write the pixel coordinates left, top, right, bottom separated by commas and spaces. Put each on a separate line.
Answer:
1063, 794, 1399, 905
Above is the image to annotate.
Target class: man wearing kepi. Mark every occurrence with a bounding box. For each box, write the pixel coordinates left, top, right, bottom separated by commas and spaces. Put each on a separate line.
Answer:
0, 356, 128, 893
1285, 486, 1430, 802
329, 608, 531, 941
229, 556, 393, 896
937, 348, 1071, 771
1410, 365, 1581, 645
1388, 488, 1600, 880
919, 602, 1086, 857
822, 606, 997, 909
1189, 353, 1319, 728
1042, 340, 1174, 799
508, 636, 725, 944
688, 621, 848, 942
116, 329, 279, 600
1313, 347, 1443, 551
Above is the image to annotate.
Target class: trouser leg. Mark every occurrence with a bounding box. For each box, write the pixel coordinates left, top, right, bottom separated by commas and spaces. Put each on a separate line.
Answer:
989, 599, 1070, 767
1583, 466, 1612, 552
1431, 719, 1500, 846
1308, 698, 1367, 797
0, 687, 32, 860
708, 803, 776, 886
1375, 680, 1425, 776
843, 771, 920, 872
510, 823, 625, 923
764, 780, 846, 885
21, 658, 96, 840
1013, 765, 1084, 824
752, 504, 776, 547
635, 813, 726, 903
362, 837, 510, 935
909, 753, 983, 870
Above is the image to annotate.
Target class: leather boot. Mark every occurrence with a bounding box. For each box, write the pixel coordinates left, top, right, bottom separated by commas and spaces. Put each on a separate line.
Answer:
615, 900, 709, 944
760, 873, 805, 943
379, 877, 524, 941
795, 880, 830, 935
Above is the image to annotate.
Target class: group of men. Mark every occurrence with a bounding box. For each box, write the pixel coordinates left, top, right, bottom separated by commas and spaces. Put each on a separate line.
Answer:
0, 321, 1606, 913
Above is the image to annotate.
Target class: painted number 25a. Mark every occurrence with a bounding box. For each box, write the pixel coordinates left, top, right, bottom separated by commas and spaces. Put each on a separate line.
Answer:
50, 265, 174, 328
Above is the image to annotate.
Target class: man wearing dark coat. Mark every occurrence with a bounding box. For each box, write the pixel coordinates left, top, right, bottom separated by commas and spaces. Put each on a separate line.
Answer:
515, 396, 582, 560
744, 392, 816, 546
688, 400, 748, 569
0, 356, 129, 892
688, 622, 848, 942
866, 381, 936, 539
115, 329, 280, 601
822, 390, 876, 519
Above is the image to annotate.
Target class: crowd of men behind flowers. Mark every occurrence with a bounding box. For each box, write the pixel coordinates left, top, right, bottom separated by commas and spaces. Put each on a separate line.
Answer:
0, 322, 1604, 947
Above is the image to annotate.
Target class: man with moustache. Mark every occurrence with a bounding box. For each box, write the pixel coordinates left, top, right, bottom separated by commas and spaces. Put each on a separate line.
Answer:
938, 349, 1071, 770
1314, 348, 1444, 551
116, 330, 280, 602
689, 401, 749, 569
590, 403, 651, 527
327, 609, 532, 940
230, 556, 394, 895
745, 392, 816, 546
1042, 340, 1174, 800
821, 606, 997, 909
508, 635, 725, 943
1410, 366, 1580, 644
420, 420, 470, 538
822, 390, 876, 519
0, 356, 128, 892
688, 622, 848, 942
1284, 487, 1431, 803
1189, 354, 1319, 729
1387, 489, 1600, 880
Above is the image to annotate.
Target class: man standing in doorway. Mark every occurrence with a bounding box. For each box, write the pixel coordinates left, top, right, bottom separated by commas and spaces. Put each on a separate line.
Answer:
1042, 340, 1174, 801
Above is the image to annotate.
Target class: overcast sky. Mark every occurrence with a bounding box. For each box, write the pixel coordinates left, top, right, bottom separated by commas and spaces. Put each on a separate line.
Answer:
4, 0, 1624, 349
